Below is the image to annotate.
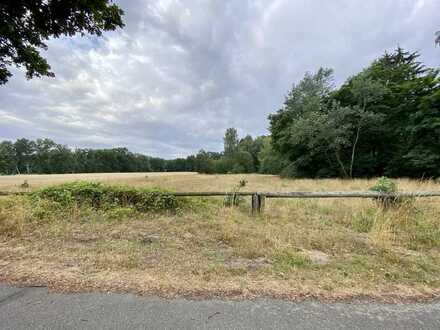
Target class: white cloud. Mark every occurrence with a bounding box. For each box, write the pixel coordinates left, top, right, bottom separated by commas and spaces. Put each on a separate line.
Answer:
0, 0, 439, 158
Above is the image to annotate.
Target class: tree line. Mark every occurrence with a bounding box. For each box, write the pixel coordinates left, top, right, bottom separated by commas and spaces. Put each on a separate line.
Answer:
268, 47, 440, 178
0, 132, 266, 175
1, 48, 439, 178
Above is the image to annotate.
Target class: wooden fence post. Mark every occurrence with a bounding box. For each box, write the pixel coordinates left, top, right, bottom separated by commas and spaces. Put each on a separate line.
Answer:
251, 193, 265, 216
251, 193, 259, 216
259, 194, 265, 213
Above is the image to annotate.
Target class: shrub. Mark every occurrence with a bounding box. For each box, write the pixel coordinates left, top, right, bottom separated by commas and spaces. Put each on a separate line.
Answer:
370, 177, 403, 208
32, 181, 180, 213
370, 176, 398, 194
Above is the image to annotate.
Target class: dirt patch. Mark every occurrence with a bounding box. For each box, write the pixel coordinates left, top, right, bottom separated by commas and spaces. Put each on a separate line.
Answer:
306, 250, 329, 265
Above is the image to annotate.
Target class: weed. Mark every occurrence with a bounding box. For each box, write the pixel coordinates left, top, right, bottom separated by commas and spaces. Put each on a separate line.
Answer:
224, 178, 247, 207
352, 208, 375, 233
370, 176, 412, 208
273, 252, 311, 272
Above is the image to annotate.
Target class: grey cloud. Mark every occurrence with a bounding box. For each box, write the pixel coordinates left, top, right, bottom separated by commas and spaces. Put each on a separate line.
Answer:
0, 0, 439, 158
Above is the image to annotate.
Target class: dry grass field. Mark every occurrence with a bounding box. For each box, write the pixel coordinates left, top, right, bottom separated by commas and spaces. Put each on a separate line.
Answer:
1, 173, 440, 301
2, 172, 440, 192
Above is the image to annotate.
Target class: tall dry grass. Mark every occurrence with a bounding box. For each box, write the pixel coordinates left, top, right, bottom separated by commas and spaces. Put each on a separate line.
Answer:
1, 173, 440, 300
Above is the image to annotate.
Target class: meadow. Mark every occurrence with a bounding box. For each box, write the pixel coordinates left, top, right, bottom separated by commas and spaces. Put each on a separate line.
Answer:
1, 173, 440, 301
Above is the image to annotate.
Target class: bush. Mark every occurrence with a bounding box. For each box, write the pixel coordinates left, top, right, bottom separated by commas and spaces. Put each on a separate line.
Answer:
370, 177, 398, 194
370, 177, 406, 208
32, 181, 180, 213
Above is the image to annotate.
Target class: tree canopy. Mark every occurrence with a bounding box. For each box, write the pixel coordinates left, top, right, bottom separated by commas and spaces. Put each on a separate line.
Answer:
0, 0, 124, 84
269, 48, 440, 178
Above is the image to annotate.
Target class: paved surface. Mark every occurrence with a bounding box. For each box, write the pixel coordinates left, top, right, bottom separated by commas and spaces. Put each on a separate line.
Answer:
1, 284, 440, 329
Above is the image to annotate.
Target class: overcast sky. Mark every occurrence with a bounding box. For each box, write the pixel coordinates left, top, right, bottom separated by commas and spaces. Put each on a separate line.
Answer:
1, 0, 439, 158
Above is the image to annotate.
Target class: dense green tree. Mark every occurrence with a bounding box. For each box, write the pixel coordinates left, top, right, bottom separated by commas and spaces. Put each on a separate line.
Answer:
238, 135, 265, 170
0, 141, 15, 174
0, 0, 124, 84
223, 128, 239, 157
33, 138, 57, 173
400, 73, 440, 177
258, 137, 287, 174
13, 138, 35, 174
336, 48, 439, 177
193, 150, 216, 174
270, 48, 440, 178
231, 151, 255, 173
269, 68, 335, 177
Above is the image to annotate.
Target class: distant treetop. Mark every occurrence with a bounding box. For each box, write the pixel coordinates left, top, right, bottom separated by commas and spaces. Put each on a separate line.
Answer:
0, 0, 124, 85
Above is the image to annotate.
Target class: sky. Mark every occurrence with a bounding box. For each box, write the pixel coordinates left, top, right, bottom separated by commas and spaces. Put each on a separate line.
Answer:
1, 0, 439, 158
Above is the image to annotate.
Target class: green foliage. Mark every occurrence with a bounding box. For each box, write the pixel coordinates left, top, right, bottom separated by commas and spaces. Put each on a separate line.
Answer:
106, 207, 137, 220
0, 141, 15, 174
370, 177, 398, 193
269, 48, 440, 178
258, 136, 287, 174
223, 128, 239, 157
370, 177, 404, 208
32, 181, 180, 213
273, 252, 311, 272
0, 0, 124, 84
231, 151, 255, 173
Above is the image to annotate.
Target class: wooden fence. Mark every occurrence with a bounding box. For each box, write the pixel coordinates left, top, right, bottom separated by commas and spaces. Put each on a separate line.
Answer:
3, 190, 440, 215
174, 191, 440, 215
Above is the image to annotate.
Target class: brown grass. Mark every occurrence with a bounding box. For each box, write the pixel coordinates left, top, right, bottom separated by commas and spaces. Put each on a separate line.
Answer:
1, 173, 440, 302
1, 172, 439, 192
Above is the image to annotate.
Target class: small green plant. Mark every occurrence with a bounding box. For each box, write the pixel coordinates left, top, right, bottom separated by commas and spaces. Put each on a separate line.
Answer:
106, 207, 137, 219
273, 252, 311, 272
224, 178, 247, 207
370, 176, 397, 194
370, 177, 401, 208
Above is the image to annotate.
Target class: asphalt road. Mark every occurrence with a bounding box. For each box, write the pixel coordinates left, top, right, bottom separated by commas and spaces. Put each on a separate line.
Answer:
1, 284, 440, 329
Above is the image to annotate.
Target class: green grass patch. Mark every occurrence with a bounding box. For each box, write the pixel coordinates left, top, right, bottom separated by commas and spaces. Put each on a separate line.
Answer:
273, 252, 311, 272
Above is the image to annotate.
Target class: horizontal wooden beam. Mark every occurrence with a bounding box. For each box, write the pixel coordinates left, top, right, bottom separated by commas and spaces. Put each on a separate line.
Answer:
1, 190, 440, 198
262, 191, 440, 198
174, 191, 440, 198
171, 191, 254, 196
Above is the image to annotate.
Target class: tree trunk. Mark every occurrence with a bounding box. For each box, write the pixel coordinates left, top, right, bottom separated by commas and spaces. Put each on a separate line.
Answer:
334, 150, 349, 178
350, 124, 361, 178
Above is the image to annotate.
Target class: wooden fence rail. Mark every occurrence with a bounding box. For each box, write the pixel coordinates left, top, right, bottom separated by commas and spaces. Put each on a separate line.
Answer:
172, 191, 440, 198
2, 190, 440, 215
